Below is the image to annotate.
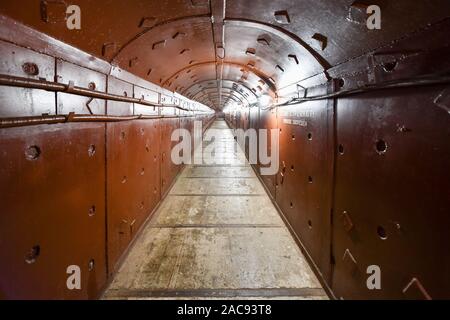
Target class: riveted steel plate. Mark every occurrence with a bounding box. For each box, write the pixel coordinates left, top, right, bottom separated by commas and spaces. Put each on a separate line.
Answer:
257, 108, 278, 197
160, 117, 181, 196
276, 92, 334, 284
0, 123, 107, 299
106, 120, 161, 275
332, 86, 450, 300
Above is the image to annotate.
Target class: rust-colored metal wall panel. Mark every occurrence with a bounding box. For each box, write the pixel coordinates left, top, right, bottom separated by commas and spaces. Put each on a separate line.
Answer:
56, 60, 106, 114
331, 86, 450, 300
180, 116, 194, 157
276, 92, 334, 283
160, 117, 181, 196
0, 41, 55, 117
0, 123, 107, 299
106, 120, 161, 274
258, 108, 277, 197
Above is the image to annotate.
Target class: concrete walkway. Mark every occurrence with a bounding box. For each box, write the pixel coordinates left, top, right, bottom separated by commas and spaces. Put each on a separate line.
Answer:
103, 120, 326, 299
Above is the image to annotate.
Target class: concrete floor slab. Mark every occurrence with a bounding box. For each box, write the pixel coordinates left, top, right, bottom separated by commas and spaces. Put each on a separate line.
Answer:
106, 227, 322, 292
152, 195, 283, 226
169, 177, 265, 195
180, 166, 256, 178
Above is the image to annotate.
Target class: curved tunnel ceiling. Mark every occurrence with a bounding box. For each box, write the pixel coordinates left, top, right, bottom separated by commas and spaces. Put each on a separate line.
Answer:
1, 0, 449, 110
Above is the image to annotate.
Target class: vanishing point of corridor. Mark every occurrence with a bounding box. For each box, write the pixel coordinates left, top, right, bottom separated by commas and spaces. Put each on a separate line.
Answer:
103, 120, 326, 300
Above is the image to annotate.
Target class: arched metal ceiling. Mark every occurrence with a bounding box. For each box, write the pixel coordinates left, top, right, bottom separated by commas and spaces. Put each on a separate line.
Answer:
1, 0, 449, 110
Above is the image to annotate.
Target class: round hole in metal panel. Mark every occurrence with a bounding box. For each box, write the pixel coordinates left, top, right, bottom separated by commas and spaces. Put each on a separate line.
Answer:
25, 245, 40, 264
375, 139, 388, 154
22, 62, 39, 76
308, 220, 313, 229
290, 202, 294, 208
307, 132, 313, 140
377, 226, 388, 240
121, 176, 127, 184
338, 144, 344, 155
308, 176, 313, 183
88, 259, 95, 271
88, 144, 96, 157
120, 131, 126, 140
383, 61, 397, 72
88, 205, 96, 217
25, 145, 41, 160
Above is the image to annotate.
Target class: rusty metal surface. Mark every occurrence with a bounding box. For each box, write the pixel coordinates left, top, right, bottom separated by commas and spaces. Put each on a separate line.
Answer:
226, 4, 450, 300
332, 86, 450, 300
160, 117, 181, 197
276, 87, 335, 284
0, 0, 449, 301
257, 108, 277, 198
0, 123, 107, 299
0, 7, 214, 299
106, 120, 161, 275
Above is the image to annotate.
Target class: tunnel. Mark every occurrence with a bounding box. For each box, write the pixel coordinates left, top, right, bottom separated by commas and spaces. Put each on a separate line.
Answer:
0, 0, 449, 301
